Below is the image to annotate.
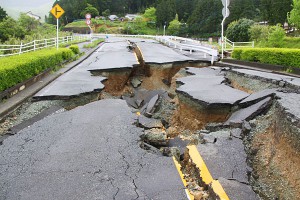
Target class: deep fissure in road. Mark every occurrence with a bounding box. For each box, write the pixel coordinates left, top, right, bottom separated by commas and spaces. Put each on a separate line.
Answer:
1, 43, 300, 199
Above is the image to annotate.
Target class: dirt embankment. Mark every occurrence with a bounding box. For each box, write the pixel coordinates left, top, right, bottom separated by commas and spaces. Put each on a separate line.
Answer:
227, 71, 300, 199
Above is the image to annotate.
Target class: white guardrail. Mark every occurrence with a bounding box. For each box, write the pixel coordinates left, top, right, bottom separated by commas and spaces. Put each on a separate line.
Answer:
92, 33, 219, 64
1, 33, 220, 64
0, 35, 92, 57
223, 37, 254, 51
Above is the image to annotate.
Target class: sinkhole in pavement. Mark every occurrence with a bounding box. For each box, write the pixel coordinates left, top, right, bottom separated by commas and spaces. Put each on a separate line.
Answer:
1, 46, 300, 199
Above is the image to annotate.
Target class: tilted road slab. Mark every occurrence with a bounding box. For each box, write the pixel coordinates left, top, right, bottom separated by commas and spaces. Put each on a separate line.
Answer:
232, 69, 300, 88
176, 67, 249, 107
34, 62, 106, 100
197, 130, 259, 200
87, 41, 139, 72
0, 99, 187, 200
135, 39, 197, 64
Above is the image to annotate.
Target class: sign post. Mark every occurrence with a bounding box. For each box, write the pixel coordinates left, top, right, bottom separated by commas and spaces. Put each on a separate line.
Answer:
51, 4, 65, 50
221, 0, 230, 59
85, 13, 92, 41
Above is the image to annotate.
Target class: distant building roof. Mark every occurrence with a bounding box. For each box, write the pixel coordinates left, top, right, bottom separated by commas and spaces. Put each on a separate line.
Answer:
26, 11, 41, 20
125, 14, 139, 21
108, 15, 119, 21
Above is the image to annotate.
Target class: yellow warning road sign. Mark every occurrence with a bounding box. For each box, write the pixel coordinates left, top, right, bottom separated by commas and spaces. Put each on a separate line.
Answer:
51, 4, 65, 19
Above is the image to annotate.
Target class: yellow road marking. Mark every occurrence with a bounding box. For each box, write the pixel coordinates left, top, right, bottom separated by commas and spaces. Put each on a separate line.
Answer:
211, 180, 230, 200
173, 157, 194, 200
187, 145, 230, 200
187, 145, 213, 185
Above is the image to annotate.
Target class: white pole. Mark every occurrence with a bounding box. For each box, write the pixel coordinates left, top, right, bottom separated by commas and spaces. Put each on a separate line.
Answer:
56, 18, 59, 50
221, 1, 228, 59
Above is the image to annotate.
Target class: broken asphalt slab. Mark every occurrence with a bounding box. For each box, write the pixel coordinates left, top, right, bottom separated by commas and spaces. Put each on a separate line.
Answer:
0, 99, 187, 200
87, 41, 139, 72
239, 89, 277, 107
197, 130, 259, 200
225, 97, 273, 127
135, 39, 197, 64
137, 115, 163, 129
232, 69, 300, 89
176, 67, 249, 107
33, 64, 106, 100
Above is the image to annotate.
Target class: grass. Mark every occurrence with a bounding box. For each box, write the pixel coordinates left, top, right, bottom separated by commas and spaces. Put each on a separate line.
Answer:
83, 39, 105, 48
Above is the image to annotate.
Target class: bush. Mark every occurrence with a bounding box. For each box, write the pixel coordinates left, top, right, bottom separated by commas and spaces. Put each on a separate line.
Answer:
0, 48, 73, 92
226, 18, 255, 42
249, 24, 269, 43
232, 48, 300, 69
69, 45, 80, 54
267, 25, 286, 48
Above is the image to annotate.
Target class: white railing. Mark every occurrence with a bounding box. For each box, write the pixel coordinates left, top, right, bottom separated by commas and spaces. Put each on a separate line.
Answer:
0, 35, 92, 57
223, 37, 254, 51
158, 36, 219, 64
92, 34, 219, 64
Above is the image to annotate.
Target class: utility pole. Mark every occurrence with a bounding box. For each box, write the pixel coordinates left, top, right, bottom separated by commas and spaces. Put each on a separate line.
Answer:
221, 0, 230, 59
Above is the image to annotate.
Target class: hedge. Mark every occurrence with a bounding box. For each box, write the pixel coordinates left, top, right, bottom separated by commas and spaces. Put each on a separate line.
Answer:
0, 48, 74, 92
232, 48, 300, 69
69, 45, 80, 54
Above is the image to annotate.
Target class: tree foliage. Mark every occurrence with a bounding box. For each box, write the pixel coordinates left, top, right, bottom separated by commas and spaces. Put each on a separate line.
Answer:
168, 14, 181, 35
80, 3, 100, 18
156, 0, 176, 26
226, 18, 255, 42
267, 25, 286, 47
143, 7, 156, 22
187, 0, 222, 36
0, 6, 7, 22
288, 0, 300, 29
42, 0, 295, 37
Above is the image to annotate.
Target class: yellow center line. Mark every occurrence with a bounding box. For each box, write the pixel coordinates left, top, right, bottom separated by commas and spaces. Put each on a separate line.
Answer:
187, 145, 230, 200
173, 157, 195, 200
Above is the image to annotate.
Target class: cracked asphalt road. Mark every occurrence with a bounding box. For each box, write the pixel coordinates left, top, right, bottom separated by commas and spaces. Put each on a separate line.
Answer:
0, 100, 186, 200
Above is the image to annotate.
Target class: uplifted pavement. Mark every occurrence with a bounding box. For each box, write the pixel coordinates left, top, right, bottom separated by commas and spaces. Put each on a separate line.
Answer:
176, 67, 249, 107
0, 100, 187, 200
134, 39, 197, 64
34, 40, 138, 100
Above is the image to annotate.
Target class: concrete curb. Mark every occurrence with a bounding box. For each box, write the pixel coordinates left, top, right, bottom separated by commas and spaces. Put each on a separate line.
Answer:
0, 44, 102, 120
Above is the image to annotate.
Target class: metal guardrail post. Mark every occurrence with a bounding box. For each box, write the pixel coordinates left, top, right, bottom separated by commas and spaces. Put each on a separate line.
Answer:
34, 40, 36, 51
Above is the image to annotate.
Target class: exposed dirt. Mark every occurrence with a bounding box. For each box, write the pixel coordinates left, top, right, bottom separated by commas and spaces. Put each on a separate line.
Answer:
172, 94, 231, 131
231, 80, 254, 94
226, 69, 300, 199
248, 106, 300, 199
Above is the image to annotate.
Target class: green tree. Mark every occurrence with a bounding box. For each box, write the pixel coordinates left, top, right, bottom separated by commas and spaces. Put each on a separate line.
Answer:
80, 3, 99, 18
143, 7, 156, 22
260, 0, 292, 25
0, 6, 7, 22
226, 18, 255, 42
18, 13, 40, 33
249, 24, 269, 42
102, 9, 110, 18
156, 0, 176, 26
226, 0, 257, 24
187, 0, 222, 36
168, 14, 180, 35
0, 17, 25, 42
267, 25, 286, 47
288, 0, 300, 28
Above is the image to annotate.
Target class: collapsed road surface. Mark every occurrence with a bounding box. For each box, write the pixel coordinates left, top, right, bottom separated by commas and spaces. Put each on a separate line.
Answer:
1, 36, 300, 200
